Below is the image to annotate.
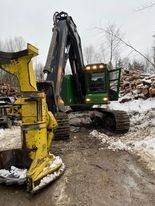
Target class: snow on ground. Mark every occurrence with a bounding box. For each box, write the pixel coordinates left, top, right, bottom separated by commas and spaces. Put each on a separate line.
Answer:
90, 97, 155, 174
110, 97, 155, 114
0, 126, 21, 151
0, 97, 155, 173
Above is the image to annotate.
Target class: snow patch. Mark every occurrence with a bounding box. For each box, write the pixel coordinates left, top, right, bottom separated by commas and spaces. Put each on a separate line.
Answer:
33, 161, 65, 192
0, 126, 21, 151
108, 140, 132, 151
90, 97, 155, 173
0, 166, 27, 179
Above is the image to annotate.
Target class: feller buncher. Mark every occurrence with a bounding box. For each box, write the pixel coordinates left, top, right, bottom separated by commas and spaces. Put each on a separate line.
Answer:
40, 11, 130, 138
0, 44, 65, 193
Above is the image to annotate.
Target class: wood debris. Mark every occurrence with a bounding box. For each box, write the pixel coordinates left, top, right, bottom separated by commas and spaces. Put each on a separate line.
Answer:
0, 83, 18, 97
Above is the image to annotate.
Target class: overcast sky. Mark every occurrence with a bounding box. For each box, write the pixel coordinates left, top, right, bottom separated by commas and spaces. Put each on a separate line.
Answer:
0, 0, 155, 64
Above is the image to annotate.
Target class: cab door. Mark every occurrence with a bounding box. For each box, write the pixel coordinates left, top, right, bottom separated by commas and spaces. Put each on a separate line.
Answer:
108, 68, 121, 101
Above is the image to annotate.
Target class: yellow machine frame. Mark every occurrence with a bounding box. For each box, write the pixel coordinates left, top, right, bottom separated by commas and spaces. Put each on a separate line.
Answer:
0, 44, 64, 193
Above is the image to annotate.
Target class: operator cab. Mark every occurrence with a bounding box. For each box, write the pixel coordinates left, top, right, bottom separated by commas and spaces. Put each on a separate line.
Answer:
84, 63, 121, 105
61, 63, 121, 106
84, 64, 109, 105
87, 72, 105, 93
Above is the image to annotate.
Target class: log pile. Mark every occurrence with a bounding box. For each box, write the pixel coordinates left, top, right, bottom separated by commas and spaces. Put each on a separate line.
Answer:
120, 69, 155, 103
0, 69, 155, 103
0, 83, 18, 97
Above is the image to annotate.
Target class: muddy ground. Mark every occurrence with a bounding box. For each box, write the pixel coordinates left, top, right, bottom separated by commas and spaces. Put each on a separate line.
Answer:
0, 129, 155, 206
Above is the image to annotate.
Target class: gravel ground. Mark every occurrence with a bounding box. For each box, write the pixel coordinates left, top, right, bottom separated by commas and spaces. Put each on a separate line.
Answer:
0, 130, 155, 206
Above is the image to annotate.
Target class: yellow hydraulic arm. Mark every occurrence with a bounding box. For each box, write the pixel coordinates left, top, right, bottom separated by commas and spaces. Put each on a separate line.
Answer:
0, 44, 65, 193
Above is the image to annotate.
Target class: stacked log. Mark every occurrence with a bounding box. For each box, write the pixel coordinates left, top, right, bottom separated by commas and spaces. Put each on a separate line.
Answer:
0, 83, 18, 96
0, 69, 155, 102
120, 69, 155, 103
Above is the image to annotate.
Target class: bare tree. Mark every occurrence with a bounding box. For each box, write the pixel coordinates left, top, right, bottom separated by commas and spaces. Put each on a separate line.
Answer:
96, 25, 155, 71
84, 45, 95, 64
0, 37, 26, 87
135, 1, 155, 11
1, 36, 25, 52
99, 44, 107, 63
34, 62, 44, 81
142, 52, 153, 73
96, 24, 124, 68
84, 44, 106, 64
121, 57, 131, 70
105, 24, 123, 66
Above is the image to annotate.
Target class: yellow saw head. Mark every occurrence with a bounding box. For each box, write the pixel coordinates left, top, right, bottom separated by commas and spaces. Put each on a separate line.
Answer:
0, 44, 65, 193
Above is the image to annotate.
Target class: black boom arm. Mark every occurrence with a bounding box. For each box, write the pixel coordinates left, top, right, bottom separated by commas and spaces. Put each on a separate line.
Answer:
44, 11, 85, 104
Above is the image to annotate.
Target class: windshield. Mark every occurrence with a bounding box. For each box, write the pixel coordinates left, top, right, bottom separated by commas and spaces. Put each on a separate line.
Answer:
87, 72, 105, 93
